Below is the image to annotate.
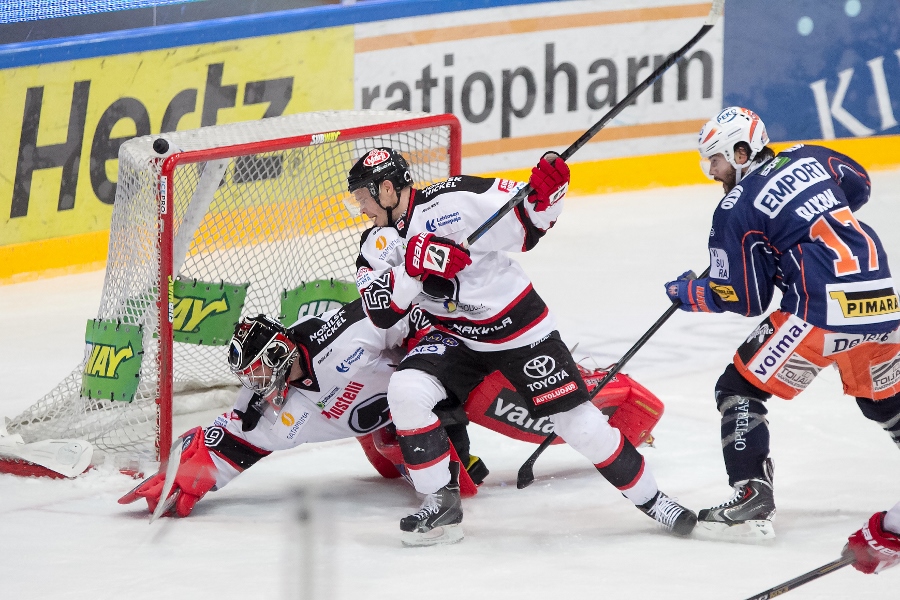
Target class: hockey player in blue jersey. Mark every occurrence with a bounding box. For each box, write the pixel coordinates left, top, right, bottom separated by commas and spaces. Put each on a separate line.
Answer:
665, 106, 900, 540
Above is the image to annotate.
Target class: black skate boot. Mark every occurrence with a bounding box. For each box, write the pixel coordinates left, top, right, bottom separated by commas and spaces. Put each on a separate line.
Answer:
400, 461, 463, 546
696, 458, 775, 541
638, 491, 698, 536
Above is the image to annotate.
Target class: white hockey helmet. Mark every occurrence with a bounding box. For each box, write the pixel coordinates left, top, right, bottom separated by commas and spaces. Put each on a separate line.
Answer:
697, 107, 769, 176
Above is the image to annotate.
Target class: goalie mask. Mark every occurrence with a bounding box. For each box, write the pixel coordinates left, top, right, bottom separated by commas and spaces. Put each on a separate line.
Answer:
228, 315, 299, 413
698, 107, 769, 183
346, 147, 413, 224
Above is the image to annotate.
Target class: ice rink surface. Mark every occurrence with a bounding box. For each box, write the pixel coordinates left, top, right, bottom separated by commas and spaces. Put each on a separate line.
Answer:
2, 169, 899, 599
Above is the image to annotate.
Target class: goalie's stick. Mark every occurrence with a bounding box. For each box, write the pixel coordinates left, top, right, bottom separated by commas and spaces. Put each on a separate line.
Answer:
462, 0, 725, 249
741, 555, 855, 600
516, 268, 710, 489
149, 435, 185, 524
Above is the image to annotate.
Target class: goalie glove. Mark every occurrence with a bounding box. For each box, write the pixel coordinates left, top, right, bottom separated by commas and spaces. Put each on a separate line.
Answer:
405, 232, 471, 281
527, 151, 569, 211
118, 427, 218, 518
844, 512, 900, 574
664, 270, 724, 313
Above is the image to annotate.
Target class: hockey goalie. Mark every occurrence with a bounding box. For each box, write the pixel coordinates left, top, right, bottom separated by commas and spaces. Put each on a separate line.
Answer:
119, 298, 664, 521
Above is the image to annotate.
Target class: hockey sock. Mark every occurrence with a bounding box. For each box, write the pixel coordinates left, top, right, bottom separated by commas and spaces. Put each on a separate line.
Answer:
594, 433, 656, 505
718, 394, 770, 485
857, 394, 900, 450
398, 420, 451, 494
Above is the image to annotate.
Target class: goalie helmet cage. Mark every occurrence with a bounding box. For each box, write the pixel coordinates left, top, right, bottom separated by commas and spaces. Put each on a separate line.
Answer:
4, 110, 461, 471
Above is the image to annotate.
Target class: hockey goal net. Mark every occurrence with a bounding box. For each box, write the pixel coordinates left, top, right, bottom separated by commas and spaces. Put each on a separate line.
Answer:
5, 110, 460, 472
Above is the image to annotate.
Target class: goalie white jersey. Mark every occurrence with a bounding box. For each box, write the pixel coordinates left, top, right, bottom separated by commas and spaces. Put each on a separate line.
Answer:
206, 300, 411, 489
356, 175, 562, 352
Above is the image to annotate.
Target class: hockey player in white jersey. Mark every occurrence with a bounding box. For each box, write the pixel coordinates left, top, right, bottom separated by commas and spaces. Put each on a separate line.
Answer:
119, 300, 416, 517
348, 147, 697, 545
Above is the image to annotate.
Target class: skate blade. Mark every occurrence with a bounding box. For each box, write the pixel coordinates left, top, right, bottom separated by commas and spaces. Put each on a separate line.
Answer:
693, 519, 776, 543
400, 524, 464, 547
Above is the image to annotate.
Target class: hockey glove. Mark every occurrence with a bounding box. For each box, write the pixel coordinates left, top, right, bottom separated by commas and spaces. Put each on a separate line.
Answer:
118, 426, 218, 518
844, 512, 900, 574
664, 270, 723, 313
405, 232, 471, 281
527, 152, 570, 211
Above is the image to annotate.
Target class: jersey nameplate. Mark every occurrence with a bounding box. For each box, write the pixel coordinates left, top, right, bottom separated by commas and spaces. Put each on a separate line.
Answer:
752, 157, 829, 219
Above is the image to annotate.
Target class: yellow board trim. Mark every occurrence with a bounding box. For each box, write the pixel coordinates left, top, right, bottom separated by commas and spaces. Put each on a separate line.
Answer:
355, 3, 711, 52
4, 134, 899, 284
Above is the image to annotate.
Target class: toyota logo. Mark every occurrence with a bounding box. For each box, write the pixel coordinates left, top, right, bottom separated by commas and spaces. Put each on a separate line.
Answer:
523, 355, 556, 378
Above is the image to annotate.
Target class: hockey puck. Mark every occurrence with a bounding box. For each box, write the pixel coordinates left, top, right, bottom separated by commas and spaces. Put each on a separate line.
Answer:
152, 138, 169, 154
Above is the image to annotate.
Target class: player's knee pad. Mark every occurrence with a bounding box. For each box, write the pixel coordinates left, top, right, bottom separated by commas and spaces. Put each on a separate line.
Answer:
386, 368, 446, 430
715, 364, 771, 408
549, 401, 620, 464
857, 393, 900, 450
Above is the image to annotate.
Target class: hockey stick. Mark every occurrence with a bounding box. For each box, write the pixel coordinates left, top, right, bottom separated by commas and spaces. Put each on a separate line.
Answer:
741, 555, 855, 600
149, 435, 185, 524
462, 0, 725, 249
516, 267, 710, 489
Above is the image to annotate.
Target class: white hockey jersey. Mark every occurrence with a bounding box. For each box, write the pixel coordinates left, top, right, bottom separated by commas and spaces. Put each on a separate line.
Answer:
204, 300, 411, 489
356, 176, 563, 352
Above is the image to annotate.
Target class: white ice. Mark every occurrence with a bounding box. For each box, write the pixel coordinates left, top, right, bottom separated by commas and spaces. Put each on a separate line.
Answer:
2, 170, 899, 599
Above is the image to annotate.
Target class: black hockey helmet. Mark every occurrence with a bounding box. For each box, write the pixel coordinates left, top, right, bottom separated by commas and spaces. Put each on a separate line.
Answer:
347, 147, 413, 205
228, 315, 299, 412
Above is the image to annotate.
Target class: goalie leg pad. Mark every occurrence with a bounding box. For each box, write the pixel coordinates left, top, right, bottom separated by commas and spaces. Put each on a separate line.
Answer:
856, 393, 900, 450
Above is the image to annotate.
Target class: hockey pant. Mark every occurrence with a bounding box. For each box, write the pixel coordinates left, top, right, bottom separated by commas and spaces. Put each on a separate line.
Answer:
388, 368, 657, 504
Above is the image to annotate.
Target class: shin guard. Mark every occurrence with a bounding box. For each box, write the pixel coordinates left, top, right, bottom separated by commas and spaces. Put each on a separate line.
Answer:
718, 394, 770, 485
398, 421, 451, 494
595, 434, 646, 494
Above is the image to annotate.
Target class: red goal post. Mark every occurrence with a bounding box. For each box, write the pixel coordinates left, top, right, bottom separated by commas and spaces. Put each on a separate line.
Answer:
4, 110, 461, 472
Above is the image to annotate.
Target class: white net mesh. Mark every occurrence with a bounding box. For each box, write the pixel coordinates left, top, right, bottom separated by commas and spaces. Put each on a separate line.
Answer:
6, 110, 455, 465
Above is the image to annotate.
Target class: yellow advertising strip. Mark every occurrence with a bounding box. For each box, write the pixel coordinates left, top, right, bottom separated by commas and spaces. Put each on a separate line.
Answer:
0, 230, 109, 284
4, 133, 900, 285
355, 3, 711, 52
463, 119, 707, 157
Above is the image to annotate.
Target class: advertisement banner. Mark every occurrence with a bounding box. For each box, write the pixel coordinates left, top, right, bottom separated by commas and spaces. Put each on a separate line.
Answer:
0, 27, 354, 247
724, 0, 900, 142
354, 0, 723, 173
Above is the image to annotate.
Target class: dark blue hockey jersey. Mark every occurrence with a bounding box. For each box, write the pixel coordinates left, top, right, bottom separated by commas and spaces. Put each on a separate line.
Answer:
704, 144, 899, 334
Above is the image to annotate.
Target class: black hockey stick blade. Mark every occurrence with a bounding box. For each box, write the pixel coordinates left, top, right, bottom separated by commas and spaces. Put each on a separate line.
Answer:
516, 268, 711, 489
741, 555, 855, 600
465, 0, 725, 249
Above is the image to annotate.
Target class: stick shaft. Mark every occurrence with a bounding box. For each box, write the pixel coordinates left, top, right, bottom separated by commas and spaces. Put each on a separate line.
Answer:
465, 12, 720, 248
742, 556, 855, 600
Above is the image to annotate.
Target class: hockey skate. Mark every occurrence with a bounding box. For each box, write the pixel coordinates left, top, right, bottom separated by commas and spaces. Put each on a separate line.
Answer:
400, 462, 464, 546
695, 458, 775, 542
638, 491, 697, 536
